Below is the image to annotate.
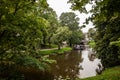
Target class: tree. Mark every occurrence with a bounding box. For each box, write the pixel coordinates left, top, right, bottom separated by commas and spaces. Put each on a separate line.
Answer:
68, 0, 120, 67
51, 27, 71, 50
87, 28, 96, 40
0, 0, 52, 79
69, 30, 83, 44
59, 12, 83, 46
40, 7, 59, 47
60, 12, 79, 31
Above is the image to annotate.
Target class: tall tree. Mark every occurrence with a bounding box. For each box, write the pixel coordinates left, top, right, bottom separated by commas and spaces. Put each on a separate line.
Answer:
70, 30, 84, 44
0, 0, 52, 79
59, 12, 83, 46
60, 12, 79, 31
40, 7, 59, 47
69, 0, 120, 67
87, 28, 96, 40
51, 27, 71, 50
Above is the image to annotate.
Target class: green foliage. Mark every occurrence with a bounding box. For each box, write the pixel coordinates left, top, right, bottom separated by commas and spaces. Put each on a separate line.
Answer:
60, 12, 80, 31
0, 0, 54, 79
40, 7, 59, 46
69, 30, 84, 44
68, 0, 89, 13
69, 0, 120, 68
52, 27, 71, 42
41, 44, 58, 49
81, 66, 120, 80
94, 1, 120, 67
59, 12, 84, 46
110, 38, 120, 47
41, 55, 57, 64
51, 27, 71, 49
15, 56, 50, 71
87, 28, 96, 40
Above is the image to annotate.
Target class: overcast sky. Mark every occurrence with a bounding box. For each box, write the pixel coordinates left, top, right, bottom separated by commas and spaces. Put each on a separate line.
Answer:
47, 0, 94, 33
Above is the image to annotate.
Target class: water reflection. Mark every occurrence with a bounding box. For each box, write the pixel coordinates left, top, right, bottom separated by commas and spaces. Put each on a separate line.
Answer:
49, 50, 82, 79
78, 49, 102, 78
49, 48, 103, 79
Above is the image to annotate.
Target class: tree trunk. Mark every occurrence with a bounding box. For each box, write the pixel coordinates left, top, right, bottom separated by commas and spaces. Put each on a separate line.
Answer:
58, 43, 61, 50
48, 37, 51, 48
43, 35, 46, 46
48, 42, 51, 48
69, 39, 72, 47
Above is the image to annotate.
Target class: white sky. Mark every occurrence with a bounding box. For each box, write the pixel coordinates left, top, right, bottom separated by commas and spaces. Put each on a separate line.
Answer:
47, 0, 94, 33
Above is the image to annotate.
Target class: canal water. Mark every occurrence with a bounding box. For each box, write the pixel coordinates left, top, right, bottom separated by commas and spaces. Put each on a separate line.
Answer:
49, 47, 102, 79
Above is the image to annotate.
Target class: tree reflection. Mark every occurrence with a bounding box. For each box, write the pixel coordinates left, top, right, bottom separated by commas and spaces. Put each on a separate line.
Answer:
49, 50, 83, 79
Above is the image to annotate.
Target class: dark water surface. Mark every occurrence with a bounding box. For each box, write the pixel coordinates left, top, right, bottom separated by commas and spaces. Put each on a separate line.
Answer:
49, 48, 102, 79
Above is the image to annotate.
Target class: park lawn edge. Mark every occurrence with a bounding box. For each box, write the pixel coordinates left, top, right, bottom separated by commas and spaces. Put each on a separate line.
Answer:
89, 40, 96, 48
39, 47, 72, 55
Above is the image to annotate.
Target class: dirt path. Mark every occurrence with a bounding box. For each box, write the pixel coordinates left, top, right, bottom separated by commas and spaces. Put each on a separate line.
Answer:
40, 48, 58, 51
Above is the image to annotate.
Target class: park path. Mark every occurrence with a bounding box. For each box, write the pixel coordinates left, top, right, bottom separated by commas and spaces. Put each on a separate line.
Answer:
40, 48, 58, 51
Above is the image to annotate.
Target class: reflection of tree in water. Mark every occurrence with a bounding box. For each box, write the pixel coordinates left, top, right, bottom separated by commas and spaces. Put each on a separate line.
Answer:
88, 54, 96, 61
49, 50, 83, 79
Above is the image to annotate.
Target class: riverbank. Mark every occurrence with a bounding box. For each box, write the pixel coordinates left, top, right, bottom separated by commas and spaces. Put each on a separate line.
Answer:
81, 65, 120, 80
39, 47, 72, 55
88, 40, 96, 48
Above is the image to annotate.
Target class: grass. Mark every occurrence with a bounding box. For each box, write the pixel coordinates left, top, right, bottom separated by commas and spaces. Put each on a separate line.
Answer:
39, 47, 72, 55
89, 40, 96, 48
81, 66, 120, 80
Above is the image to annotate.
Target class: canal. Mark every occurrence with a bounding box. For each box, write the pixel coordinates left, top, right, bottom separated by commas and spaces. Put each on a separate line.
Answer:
49, 47, 102, 79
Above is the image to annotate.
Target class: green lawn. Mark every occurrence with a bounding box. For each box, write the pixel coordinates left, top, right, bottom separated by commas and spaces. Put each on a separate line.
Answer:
89, 40, 96, 48
81, 66, 120, 80
39, 47, 72, 55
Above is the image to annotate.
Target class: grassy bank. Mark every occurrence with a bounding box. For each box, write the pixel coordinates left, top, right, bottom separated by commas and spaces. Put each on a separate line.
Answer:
89, 40, 96, 48
81, 66, 120, 80
39, 47, 72, 55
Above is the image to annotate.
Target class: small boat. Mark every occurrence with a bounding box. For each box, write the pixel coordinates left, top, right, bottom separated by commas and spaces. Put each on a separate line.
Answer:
73, 44, 85, 50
